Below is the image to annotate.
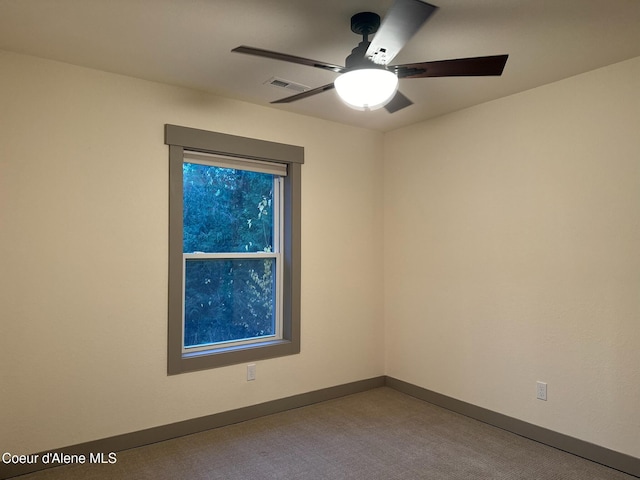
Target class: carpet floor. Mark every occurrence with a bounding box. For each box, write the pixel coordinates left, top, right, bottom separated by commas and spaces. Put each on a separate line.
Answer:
9, 387, 637, 479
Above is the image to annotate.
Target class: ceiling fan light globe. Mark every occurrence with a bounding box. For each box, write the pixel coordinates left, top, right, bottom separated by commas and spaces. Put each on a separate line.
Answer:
334, 69, 398, 111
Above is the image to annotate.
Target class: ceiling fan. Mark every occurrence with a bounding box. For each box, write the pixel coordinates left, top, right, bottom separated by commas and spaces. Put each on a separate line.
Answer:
232, 0, 508, 113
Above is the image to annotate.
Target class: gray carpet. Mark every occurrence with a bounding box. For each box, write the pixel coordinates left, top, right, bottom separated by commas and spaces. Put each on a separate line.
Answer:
11, 387, 636, 479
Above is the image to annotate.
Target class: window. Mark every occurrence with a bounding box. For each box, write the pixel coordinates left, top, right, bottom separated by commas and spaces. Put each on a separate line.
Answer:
165, 125, 303, 374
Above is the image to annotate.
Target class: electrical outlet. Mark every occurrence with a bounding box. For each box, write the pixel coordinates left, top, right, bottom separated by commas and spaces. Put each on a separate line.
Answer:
247, 363, 256, 381
536, 381, 547, 401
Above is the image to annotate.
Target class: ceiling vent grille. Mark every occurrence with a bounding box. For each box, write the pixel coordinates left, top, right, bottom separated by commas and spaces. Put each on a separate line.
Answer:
264, 76, 310, 93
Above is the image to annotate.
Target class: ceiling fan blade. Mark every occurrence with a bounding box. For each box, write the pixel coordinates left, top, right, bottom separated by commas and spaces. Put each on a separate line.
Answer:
384, 91, 413, 113
271, 83, 336, 104
232, 46, 346, 74
395, 54, 509, 78
366, 0, 438, 66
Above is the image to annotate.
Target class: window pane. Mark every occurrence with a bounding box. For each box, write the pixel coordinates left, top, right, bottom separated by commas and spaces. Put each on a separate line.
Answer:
184, 258, 276, 348
183, 162, 274, 253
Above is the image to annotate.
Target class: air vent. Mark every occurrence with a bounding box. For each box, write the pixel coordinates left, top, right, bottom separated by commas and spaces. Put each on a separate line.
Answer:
264, 77, 309, 93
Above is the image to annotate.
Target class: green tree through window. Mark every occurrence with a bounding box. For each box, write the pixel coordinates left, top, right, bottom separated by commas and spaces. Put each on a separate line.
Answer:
183, 164, 274, 253
183, 162, 280, 348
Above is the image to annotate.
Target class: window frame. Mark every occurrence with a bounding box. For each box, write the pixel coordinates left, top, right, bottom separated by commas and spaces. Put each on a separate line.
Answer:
165, 124, 303, 374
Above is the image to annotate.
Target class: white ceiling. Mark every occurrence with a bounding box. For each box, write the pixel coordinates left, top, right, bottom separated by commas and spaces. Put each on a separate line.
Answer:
1, 0, 639, 132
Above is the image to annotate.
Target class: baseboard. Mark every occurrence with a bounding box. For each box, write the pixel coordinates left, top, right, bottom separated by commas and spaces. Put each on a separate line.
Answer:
384, 376, 640, 478
1, 376, 385, 479
4, 375, 637, 479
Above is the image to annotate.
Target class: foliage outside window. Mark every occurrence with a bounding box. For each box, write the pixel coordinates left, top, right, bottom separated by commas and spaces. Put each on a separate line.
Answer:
183, 158, 282, 350
165, 125, 303, 374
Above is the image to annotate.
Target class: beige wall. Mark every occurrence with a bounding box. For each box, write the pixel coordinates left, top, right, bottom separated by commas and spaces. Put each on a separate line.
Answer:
384, 56, 640, 458
0, 50, 384, 454
2, 48, 638, 461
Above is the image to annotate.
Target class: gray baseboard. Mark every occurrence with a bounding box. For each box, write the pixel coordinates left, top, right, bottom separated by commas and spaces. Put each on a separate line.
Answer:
3, 375, 638, 479
385, 376, 639, 478
0, 377, 385, 479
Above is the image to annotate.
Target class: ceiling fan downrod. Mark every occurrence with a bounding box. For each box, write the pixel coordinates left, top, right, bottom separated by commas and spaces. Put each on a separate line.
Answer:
346, 12, 382, 70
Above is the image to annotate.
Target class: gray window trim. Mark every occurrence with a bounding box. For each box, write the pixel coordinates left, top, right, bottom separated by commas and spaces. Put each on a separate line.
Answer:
165, 124, 303, 374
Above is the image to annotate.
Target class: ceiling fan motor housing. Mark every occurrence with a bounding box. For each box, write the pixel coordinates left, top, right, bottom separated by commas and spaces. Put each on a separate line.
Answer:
345, 41, 378, 70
